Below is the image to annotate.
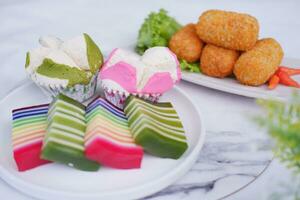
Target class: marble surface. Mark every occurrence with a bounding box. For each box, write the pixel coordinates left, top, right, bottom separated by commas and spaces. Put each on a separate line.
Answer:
145, 129, 272, 200
0, 0, 299, 199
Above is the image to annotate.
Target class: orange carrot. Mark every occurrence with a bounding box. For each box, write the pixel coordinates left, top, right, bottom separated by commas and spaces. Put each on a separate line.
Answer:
278, 66, 300, 76
277, 71, 300, 88
268, 74, 280, 89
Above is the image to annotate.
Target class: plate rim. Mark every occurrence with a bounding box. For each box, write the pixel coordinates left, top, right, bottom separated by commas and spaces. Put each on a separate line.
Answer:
181, 57, 300, 102
0, 82, 206, 200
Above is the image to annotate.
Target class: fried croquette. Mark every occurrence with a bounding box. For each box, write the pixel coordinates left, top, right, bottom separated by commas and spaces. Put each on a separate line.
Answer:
169, 24, 204, 62
200, 44, 240, 78
196, 10, 259, 51
233, 38, 284, 86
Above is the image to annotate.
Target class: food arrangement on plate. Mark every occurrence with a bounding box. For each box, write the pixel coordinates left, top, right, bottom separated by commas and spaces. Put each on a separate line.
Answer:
3, 7, 297, 200
14, 8, 299, 173
13, 8, 295, 173
135, 9, 300, 90
12, 33, 189, 172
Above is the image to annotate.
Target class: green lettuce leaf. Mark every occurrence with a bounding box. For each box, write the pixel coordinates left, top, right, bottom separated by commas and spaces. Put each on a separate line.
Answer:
179, 59, 201, 73
135, 9, 181, 55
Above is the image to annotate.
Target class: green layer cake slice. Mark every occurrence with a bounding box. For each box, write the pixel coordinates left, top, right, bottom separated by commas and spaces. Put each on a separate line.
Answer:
124, 96, 188, 159
41, 94, 100, 171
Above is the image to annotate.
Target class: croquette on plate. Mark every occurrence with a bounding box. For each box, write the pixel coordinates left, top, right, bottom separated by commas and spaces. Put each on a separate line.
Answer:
196, 10, 259, 51
234, 38, 284, 86
169, 24, 204, 62
201, 44, 240, 78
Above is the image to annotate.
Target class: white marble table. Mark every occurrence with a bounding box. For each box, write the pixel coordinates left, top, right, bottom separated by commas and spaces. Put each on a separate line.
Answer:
0, 0, 299, 199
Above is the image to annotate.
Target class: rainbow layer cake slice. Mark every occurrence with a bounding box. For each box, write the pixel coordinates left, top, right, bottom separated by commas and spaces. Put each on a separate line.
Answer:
85, 97, 143, 169
124, 96, 188, 159
12, 104, 51, 171
41, 94, 100, 171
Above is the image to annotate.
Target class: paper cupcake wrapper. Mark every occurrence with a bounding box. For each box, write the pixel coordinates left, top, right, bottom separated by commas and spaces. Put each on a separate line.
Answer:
103, 88, 161, 109
29, 72, 98, 103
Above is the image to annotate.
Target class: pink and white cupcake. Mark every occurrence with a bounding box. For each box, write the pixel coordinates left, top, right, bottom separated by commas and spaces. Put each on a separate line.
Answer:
99, 47, 181, 108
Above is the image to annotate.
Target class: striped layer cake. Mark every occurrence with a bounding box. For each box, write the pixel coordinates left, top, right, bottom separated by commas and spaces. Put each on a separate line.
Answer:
124, 96, 188, 159
85, 97, 143, 169
12, 104, 51, 171
41, 94, 100, 171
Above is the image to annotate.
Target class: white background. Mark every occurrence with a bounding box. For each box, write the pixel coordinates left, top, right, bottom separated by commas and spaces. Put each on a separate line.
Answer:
0, 0, 299, 199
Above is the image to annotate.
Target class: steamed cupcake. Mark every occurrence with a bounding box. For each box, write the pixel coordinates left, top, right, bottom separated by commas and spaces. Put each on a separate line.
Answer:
100, 47, 181, 108
25, 33, 103, 102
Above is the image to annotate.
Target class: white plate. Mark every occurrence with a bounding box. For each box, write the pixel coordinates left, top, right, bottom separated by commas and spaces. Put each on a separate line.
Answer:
0, 82, 205, 200
182, 57, 300, 102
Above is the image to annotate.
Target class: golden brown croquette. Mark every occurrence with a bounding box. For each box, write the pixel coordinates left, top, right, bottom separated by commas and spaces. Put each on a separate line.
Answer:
169, 24, 204, 62
196, 10, 259, 51
233, 38, 284, 86
200, 44, 240, 78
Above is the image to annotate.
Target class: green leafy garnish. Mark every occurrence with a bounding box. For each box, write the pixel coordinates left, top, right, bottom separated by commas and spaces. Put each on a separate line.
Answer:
257, 94, 300, 173
135, 9, 182, 55
179, 59, 201, 73
25, 52, 30, 68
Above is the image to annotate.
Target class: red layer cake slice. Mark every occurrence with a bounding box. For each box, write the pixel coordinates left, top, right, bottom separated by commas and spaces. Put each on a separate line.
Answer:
12, 104, 51, 171
85, 97, 143, 169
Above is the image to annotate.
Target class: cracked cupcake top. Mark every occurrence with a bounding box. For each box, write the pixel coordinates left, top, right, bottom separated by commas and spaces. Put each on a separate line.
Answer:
25, 33, 103, 87
100, 47, 181, 95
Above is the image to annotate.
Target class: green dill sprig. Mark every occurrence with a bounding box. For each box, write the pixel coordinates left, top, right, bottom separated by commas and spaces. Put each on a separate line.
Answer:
257, 93, 300, 173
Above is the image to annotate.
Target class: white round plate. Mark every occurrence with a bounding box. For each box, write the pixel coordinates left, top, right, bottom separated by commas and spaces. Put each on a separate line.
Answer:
182, 57, 300, 102
0, 82, 205, 200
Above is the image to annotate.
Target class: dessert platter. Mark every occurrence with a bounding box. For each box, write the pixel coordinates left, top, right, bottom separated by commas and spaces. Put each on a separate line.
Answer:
0, 33, 205, 199
0, 7, 297, 200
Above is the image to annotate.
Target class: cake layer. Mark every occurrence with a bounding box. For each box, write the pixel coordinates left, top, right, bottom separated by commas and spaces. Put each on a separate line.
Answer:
42, 94, 100, 171
13, 141, 49, 172
124, 96, 188, 159
12, 104, 50, 171
85, 97, 143, 169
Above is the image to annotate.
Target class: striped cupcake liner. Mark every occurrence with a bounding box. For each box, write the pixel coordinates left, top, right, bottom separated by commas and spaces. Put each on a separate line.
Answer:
103, 87, 161, 109
29, 71, 98, 103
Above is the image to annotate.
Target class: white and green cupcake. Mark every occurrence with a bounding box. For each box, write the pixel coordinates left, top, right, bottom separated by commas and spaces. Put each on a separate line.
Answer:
25, 33, 103, 102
